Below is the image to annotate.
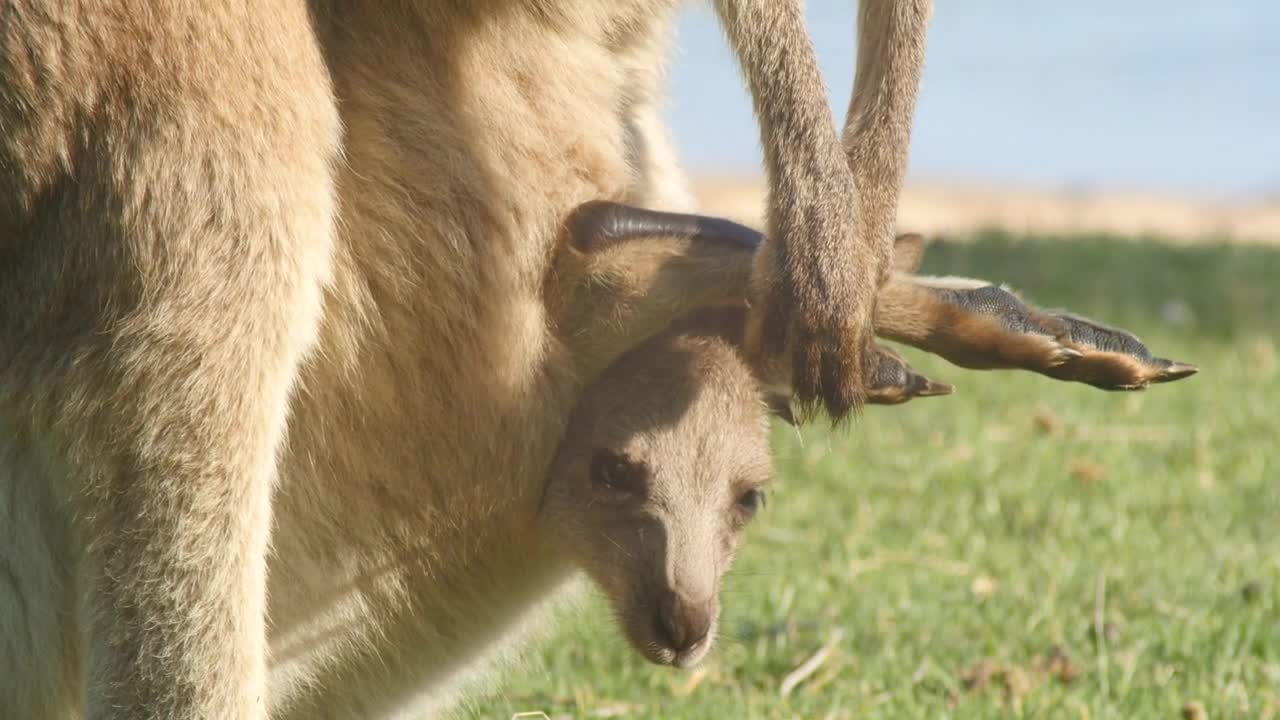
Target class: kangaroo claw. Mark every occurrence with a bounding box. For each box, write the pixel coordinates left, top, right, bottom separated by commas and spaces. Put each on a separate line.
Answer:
865, 343, 955, 406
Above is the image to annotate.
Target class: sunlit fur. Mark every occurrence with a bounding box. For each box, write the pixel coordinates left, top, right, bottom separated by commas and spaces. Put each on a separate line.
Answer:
0, 1, 935, 717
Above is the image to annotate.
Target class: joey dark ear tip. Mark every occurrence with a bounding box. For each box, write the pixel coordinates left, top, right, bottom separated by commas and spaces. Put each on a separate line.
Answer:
563, 200, 614, 253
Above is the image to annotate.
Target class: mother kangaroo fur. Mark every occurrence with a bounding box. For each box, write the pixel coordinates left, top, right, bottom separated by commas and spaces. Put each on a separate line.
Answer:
0, 0, 1208, 716
0, 0, 943, 717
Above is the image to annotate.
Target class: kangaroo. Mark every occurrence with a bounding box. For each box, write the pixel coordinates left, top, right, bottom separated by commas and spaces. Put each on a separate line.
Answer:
1, 169, 1195, 720
508, 203, 1201, 707
538, 310, 944, 682
0, 2, 1171, 717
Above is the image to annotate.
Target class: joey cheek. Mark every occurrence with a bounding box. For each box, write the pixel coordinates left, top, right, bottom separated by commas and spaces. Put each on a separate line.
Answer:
592, 513, 663, 589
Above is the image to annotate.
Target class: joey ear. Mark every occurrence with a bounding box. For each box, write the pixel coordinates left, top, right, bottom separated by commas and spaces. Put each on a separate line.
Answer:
548, 203, 764, 382
892, 233, 927, 274
564, 200, 764, 254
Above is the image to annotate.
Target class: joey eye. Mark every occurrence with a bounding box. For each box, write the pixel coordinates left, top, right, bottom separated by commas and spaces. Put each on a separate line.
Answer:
590, 449, 646, 496
736, 488, 766, 517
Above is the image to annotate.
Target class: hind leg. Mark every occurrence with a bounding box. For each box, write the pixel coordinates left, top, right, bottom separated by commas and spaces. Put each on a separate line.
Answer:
0, 3, 339, 717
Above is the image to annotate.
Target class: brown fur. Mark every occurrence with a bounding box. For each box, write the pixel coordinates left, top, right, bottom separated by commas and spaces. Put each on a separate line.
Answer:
0, 1, 1185, 717
872, 272, 1199, 390
716, 0, 934, 420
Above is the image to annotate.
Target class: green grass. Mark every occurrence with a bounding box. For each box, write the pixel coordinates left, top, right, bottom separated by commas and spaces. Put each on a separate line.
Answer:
471, 233, 1280, 720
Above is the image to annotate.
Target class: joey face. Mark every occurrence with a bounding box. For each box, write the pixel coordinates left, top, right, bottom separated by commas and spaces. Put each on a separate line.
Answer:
541, 332, 774, 669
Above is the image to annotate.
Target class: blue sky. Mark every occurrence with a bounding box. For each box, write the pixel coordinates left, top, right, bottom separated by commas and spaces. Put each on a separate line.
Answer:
665, 1, 1279, 199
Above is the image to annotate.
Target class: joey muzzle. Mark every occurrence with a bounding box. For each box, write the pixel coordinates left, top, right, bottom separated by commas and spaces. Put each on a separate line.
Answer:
655, 588, 713, 656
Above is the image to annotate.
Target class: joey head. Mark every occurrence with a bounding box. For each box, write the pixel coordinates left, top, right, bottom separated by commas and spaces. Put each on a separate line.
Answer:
540, 330, 776, 669
534, 202, 1199, 676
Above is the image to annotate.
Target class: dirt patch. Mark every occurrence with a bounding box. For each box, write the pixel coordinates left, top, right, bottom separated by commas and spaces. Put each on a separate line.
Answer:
953, 646, 1082, 708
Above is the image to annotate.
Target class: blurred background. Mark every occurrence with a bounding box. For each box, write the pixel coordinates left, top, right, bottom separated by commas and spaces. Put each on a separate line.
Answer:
476, 3, 1278, 718
675, 0, 1280, 242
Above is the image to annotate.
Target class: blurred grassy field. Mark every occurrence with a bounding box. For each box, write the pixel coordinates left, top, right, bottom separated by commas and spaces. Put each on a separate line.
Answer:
470, 232, 1279, 720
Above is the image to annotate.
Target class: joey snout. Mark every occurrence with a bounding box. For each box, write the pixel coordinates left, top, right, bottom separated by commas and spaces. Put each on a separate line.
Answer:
653, 586, 716, 667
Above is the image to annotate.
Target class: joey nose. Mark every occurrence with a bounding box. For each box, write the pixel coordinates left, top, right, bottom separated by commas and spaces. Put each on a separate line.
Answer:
655, 591, 712, 653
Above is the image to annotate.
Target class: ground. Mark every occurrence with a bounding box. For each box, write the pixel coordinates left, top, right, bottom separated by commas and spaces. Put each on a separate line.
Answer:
468, 230, 1279, 719
692, 178, 1280, 247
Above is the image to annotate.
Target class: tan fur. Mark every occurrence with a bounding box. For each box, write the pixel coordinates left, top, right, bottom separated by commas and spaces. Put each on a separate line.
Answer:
6, 0, 1185, 717
541, 329, 774, 672
1, 2, 340, 717
0, 2, 692, 716
0, 1, 860, 711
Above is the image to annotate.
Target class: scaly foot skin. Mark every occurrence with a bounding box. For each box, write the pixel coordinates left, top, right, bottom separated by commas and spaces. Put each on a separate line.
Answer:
1037, 311, 1200, 390
925, 283, 1199, 391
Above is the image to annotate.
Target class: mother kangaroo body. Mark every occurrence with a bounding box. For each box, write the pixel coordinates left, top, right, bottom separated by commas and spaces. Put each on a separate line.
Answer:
0, 1, 939, 717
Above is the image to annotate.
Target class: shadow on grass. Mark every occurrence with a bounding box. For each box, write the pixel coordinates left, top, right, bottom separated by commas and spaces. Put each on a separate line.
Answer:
918, 231, 1280, 341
